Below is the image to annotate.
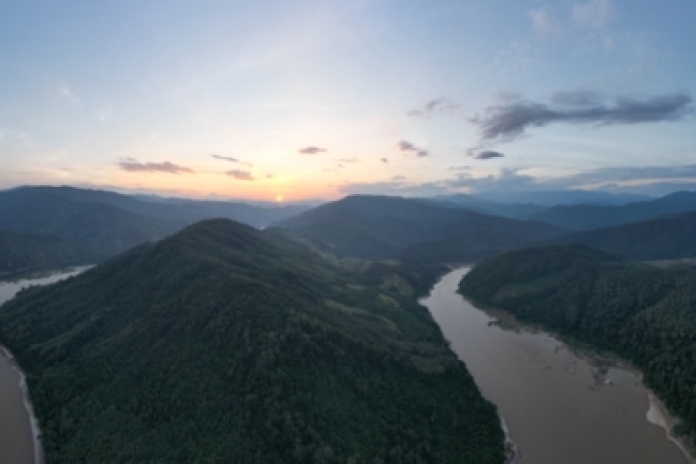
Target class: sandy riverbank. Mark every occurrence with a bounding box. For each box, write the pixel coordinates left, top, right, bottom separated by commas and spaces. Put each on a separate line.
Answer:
0, 345, 43, 464
482, 307, 695, 464
642, 380, 695, 464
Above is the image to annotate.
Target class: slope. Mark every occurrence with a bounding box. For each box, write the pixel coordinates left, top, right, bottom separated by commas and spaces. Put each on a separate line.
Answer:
557, 210, 696, 260
273, 195, 566, 262
461, 245, 696, 442
0, 230, 90, 276
0, 219, 504, 463
529, 190, 696, 231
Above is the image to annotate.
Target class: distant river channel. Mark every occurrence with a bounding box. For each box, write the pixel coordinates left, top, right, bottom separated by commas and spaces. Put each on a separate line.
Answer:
0, 268, 88, 464
422, 267, 688, 464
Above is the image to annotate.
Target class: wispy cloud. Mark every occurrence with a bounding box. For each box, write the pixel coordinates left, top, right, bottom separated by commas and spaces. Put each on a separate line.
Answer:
397, 140, 428, 158
118, 158, 194, 174
212, 154, 239, 163
530, 9, 559, 36
337, 157, 359, 163
97, 106, 113, 122
226, 170, 254, 180
392, 175, 406, 181
381, 158, 389, 163
573, 0, 615, 27
59, 86, 82, 107
298, 146, 327, 155
408, 97, 461, 119
472, 150, 505, 160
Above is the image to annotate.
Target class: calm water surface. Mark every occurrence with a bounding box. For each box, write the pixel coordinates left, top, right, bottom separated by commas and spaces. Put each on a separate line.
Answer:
0, 268, 88, 464
422, 267, 687, 464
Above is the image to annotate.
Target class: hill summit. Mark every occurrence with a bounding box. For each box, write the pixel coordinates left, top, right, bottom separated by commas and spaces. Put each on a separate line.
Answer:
1, 219, 504, 463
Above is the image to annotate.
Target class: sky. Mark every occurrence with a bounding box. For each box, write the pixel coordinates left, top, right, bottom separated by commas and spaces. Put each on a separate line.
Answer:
1, 0, 695, 201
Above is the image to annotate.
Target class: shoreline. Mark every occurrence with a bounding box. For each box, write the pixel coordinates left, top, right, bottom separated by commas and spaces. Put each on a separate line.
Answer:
0, 345, 44, 464
499, 416, 518, 464
480, 305, 696, 464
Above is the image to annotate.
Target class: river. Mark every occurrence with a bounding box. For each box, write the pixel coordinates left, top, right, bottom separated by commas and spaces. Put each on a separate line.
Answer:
421, 267, 689, 464
0, 268, 88, 464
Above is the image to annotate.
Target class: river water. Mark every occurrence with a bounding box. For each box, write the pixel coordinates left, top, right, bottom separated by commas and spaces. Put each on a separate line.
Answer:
421, 267, 688, 464
0, 268, 88, 464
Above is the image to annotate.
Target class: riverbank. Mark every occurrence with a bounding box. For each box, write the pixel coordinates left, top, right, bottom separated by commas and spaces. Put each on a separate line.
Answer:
0, 345, 43, 464
477, 303, 695, 464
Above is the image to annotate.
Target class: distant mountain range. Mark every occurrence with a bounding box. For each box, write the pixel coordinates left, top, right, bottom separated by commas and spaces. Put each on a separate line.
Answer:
3, 185, 696, 276
271, 195, 567, 262
528, 190, 696, 231
554, 210, 696, 260
0, 219, 504, 463
0, 186, 311, 275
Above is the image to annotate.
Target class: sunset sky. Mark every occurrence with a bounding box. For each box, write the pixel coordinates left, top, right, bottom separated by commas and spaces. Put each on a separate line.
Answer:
1, 0, 695, 201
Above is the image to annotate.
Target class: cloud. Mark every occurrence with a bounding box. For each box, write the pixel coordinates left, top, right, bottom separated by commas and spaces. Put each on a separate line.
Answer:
212, 154, 239, 163
469, 91, 693, 147
530, 9, 559, 35
408, 97, 462, 118
118, 159, 194, 174
397, 140, 428, 158
471, 150, 505, 160
226, 170, 254, 180
573, 0, 614, 27
381, 158, 389, 163
59, 86, 82, 107
392, 175, 406, 181
97, 107, 114, 122
337, 157, 359, 163
298, 146, 327, 155
447, 165, 471, 171
337, 164, 696, 198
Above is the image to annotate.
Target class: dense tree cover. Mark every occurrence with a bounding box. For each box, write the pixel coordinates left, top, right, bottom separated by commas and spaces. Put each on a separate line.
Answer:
0, 230, 91, 276
0, 186, 311, 274
1, 219, 504, 463
529, 190, 696, 231
461, 245, 696, 441
272, 195, 565, 262
556, 210, 696, 260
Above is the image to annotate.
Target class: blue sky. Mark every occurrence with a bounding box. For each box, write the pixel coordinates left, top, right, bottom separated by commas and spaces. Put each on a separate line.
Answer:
1, 0, 694, 200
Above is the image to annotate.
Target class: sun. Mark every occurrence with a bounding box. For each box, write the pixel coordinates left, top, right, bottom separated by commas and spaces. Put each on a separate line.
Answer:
275, 195, 284, 202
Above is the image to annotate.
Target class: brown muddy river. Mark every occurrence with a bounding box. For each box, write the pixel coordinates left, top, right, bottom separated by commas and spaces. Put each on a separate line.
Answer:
0, 268, 88, 464
422, 267, 688, 464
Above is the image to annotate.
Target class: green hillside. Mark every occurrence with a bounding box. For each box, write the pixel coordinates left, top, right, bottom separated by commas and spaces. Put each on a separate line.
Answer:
0, 230, 90, 276
273, 195, 565, 262
529, 190, 696, 231
0, 219, 504, 463
557, 211, 696, 260
461, 245, 696, 441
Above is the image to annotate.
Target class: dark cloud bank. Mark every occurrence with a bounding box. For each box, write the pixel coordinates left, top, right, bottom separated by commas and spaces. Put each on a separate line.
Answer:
409, 91, 693, 157
472, 92, 693, 144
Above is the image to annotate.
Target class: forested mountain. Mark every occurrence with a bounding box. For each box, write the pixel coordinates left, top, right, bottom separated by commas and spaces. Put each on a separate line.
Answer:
0, 186, 311, 275
475, 190, 649, 206
421, 195, 546, 219
272, 195, 566, 262
0, 219, 504, 463
528, 190, 696, 231
0, 230, 90, 276
0, 186, 309, 229
557, 210, 696, 260
460, 245, 696, 441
